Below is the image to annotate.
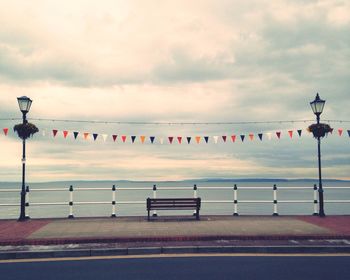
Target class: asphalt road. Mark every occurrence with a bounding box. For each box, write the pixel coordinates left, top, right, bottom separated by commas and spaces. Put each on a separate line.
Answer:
1, 255, 349, 280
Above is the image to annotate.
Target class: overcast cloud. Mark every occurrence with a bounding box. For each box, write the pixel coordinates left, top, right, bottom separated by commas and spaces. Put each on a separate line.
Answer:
0, 0, 349, 182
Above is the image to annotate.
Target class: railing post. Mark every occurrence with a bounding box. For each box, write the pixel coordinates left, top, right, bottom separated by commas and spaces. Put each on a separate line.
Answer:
25, 185, 30, 219
193, 184, 197, 216
313, 184, 318, 216
68, 185, 74, 218
233, 184, 238, 216
273, 184, 279, 216
111, 184, 116, 218
152, 184, 158, 217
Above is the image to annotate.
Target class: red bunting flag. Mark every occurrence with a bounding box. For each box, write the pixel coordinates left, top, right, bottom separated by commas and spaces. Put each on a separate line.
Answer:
195, 136, 201, 144
222, 136, 227, 142
338, 129, 343, 136
112, 135, 118, 142
83, 133, 89, 140
122, 135, 127, 143
177, 136, 182, 144
63, 131, 69, 138
288, 130, 293, 139
168, 136, 174, 144
249, 133, 254, 141
3, 128, 8, 136
53, 129, 58, 137
231, 135, 236, 142
276, 132, 281, 139
140, 136, 146, 143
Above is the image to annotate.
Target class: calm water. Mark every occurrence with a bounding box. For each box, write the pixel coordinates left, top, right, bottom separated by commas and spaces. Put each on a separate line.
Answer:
0, 181, 349, 219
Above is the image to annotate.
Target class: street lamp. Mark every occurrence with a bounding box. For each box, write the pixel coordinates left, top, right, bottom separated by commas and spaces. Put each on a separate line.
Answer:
310, 93, 326, 217
17, 96, 32, 221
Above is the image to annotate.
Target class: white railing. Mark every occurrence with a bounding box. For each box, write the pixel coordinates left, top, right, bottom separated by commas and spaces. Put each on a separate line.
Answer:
0, 184, 350, 218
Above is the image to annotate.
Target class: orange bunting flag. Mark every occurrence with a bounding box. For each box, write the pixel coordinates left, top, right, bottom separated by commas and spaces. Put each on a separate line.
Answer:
3, 128, 8, 136
168, 137, 174, 144
177, 136, 182, 144
195, 136, 201, 144
63, 131, 69, 138
338, 129, 343, 136
140, 136, 146, 143
231, 135, 236, 142
83, 133, 89, 140
288, 130, 293, 139
276, 132, 281, 139
122, 135, 127, 143
53, 129, 58, 137
249, 133, 254, 141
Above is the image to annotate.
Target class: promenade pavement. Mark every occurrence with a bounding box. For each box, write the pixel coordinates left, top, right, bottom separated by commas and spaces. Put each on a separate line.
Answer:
0, 215, 349, 259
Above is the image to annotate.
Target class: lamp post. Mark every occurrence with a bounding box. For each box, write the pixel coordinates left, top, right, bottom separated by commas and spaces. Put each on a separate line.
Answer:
310, 93, 326, 217
17, 96, 32, 221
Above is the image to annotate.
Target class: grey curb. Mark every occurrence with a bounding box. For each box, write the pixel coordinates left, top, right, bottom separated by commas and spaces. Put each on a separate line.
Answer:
1, 246, 350, 260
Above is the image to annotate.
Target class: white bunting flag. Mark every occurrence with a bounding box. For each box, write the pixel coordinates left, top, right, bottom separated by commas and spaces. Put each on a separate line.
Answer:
213, 136, 219, 144
160, 137, 164, 145
102, 134, 108, 142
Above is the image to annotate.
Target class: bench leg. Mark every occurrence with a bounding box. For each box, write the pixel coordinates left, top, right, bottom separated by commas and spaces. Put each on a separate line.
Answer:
196, 210, 200, 220
148, 210, 150, 221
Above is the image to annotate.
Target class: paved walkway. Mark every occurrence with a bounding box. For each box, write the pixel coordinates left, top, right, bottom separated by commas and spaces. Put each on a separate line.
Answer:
0, 215, 349, 246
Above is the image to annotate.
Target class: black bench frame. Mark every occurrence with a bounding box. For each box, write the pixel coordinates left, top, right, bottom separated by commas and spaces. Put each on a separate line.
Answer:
147, 197, 201, 221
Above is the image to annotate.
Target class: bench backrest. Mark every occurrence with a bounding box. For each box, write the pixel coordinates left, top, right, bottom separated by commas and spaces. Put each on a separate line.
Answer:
147, 198, 201, 209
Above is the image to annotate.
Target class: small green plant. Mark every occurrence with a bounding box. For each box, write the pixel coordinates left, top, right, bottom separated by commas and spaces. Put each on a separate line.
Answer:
13, 123, 39, 140
307, 123, 332, 138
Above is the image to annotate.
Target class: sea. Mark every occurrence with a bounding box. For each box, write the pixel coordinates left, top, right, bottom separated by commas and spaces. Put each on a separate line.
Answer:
0, 180, 349, 219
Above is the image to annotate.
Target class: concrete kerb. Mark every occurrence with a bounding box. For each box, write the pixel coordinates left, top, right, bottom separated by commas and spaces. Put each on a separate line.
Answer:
1, 245, 350, 260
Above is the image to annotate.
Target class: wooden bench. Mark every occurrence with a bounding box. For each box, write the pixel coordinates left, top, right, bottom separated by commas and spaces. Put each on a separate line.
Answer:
146, 197, 201, 221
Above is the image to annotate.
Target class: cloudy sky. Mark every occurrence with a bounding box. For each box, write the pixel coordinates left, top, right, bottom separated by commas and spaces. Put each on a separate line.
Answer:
0, 0, 349, 182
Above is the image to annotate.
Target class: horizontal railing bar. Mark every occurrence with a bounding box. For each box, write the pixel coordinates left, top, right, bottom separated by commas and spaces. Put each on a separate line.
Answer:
325, 200, 350, 203
202, 200, 234, 203
324, 187, 350, 189
30, 188, 67, 192
75, 188, 111, 191
0, 203, 20, 206
74, 201, 111, 205
30, 202, 67, 206
278, 200, 314, 203
235, 200, 273, 203
0, 189, 19, 192
116, 201, 144, 204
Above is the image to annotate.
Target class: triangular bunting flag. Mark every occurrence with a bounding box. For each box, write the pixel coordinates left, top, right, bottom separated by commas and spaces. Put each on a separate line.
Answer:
267, 132, 272, 140
348, 130, 350, 137
168, 137, 174, 144
213, 136, 219, 144
150, 136, 155, 144
297, 130, 302, 137
222, 136, 227, 142
204, 136, 209, 143
73, 132, 79, 139
160, 137, 164, 144
102, 134, 108, 142
330, 128, 334, 134
122, 135, 127, 143
187, 137, 191, 144
93, 133, 98, 141
3, 128, 8, 136
63, 131, 69, 138
140, 136, 146, 143
258, 133, 263, 141
338, 129, 343, 136
42, 130, 46, 136
249, 133, 254, 141
276, 132, 281, 139
231, 135, 236, 142
240, 135, 245, 142
288, 130, 293, 139
195, 136, 201, 144
131, 136, 136, 143
83, 133, 89, 140
53, 130, 58, 137
112, 135, 118, 142
177, 136, 182, 144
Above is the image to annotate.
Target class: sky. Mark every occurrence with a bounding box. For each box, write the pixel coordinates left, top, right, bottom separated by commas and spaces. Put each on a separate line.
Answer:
0, 0, 349, 182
